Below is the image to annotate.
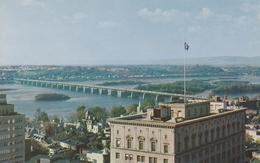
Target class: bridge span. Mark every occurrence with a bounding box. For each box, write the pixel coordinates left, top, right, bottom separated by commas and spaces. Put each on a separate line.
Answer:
14, 78, 207, 102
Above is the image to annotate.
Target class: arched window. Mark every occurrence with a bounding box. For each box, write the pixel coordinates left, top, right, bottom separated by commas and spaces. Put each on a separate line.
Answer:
204, 130, 209, 143
232, 122, 235, 134
191, 134, 196, 148
222, 125, 226, 138
150, 138, 157, 152
126, 135, 133, 149
210, 129, 215, 141
216, 127, 220, 139
227, 124, 230, 135
198, 132, 202, 145
184, 136, 189, 150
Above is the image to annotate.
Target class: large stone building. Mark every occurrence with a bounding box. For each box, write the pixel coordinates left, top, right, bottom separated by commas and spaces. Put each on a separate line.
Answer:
0, 94, 25, 163
109, 100, 246, 163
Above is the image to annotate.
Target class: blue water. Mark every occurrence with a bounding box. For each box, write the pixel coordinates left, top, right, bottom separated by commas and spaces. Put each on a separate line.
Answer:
0, 84, 139, 121
2, 75, 260, 120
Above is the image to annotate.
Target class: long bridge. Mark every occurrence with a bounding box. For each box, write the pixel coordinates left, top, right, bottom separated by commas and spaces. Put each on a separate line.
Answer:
14, 78, 207, 101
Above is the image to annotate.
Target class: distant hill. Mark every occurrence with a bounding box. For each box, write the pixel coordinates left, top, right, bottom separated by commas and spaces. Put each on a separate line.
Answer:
153, 56, 260, 66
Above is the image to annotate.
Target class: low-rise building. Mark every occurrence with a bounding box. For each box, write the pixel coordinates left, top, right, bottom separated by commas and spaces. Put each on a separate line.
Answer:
109, 100, 246, 163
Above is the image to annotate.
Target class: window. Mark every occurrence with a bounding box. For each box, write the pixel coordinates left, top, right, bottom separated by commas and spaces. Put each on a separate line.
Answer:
164, 145, 168, 153
141, 156, 145, 162
165, 135, 167, 139
127, 139, 132, 149
116, 140, 120, 147
149, 157, 157, 163
137, 155, 141, 162
198, 132, 202, 145
204, 130, 208, 143
222, 126, 226, 137
191, 134, 196, 148
139, 141, 144, 150
117, 130, 119, 134
116, 153, 120, 159
125, 154, 129, 160
130, 154, 133, 160
210, 129, 214, 141
151, 142, 156, 151
184, 136, 189, 150
163, 159, 168, 163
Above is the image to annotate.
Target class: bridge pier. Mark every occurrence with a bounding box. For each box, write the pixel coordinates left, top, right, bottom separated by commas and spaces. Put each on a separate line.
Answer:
99, 88, 108, 95
117, 91, 130, 98
156, 95, 165, 102
130, 92, 140, 99
108, 89, 117, 96
91, 88, 99, 94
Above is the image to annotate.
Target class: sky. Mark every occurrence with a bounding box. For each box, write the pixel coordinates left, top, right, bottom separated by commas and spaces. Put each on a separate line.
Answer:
0, 0, 259, 65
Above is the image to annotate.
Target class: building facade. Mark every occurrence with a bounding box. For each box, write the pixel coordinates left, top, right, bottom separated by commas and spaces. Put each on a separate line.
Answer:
0, 94, 25, 163
109, 100, 245, 163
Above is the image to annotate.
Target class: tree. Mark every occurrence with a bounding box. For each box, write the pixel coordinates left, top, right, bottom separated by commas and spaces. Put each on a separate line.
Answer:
77, 105, 86, 120
142, 97, 155, 111
43, 122, 56, 137
88, 106, 108, 119
246, 133, 253, 144
251, 115, 260, 123
34, 108, 41, 120
256, 101, 260, 109
125, 103, 138, 114
109, 105, 126, 118
38, 111, 50, 122
65, 112, 77, 123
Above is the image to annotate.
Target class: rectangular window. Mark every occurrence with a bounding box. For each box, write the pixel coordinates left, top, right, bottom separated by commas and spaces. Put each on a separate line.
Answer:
151, 142, 156, 151
116, 140, 120, 147
141, 156, 145, 162
139, 141, 143, 150
154, 157, 157, 163
137, 155, 141, 162
164, 145, 168, 153
116, 153, 120, 159
127, 139, 131, 149
163, 159, 168, 163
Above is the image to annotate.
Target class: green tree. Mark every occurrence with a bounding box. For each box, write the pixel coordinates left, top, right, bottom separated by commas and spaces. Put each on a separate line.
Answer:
125, 103, 138, 114
76, 105, 86, 120
246, 133, 253, 144
64, 150, 76, 160
88, 106, 108, 119
251, 115, 260, 123
34, 108, 41, 120
109, 105, 126, 118
256, 101, 260, 109
43, 122, 56, 137
38, 111, 50, 122
142, 97, 155, 111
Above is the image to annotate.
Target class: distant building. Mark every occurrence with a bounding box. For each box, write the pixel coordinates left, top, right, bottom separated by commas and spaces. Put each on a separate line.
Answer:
109, 100, 246, 163
0, 94, 25, 163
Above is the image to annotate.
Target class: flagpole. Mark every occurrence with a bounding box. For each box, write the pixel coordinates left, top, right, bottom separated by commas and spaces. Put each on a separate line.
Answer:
184, 42, 186, 104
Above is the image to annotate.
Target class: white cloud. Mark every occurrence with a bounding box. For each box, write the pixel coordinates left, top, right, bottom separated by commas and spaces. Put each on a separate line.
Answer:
215, 14, 232, 21
187, 26, 208, 33
138, 8, 189, 23
63, 12, 85, 24
196, 8, 212, 19
240, 3, 260, 12
235, 16, 247, 25
98, 21, 120, 28
21, 0, 45, 7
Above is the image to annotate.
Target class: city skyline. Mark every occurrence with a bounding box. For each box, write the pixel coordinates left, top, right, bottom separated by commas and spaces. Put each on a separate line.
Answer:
0, 0, 259, 65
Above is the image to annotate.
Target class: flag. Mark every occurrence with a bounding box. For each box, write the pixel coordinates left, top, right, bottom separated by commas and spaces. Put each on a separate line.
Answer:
184, 42, 189, 50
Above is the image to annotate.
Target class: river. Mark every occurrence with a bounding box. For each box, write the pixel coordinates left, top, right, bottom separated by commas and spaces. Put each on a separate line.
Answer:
1, 75, 260, 121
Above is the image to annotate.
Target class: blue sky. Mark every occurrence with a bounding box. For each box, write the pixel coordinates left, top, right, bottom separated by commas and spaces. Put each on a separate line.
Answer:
0, 0, 259, 65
